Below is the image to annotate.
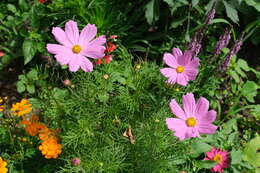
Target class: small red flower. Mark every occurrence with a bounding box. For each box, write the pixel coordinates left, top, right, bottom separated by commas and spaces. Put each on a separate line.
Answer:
104, 55, 113, 64
96, 59, 102, 65
109, 35, 118, 39
106, 42, 117, 53
38, 0, 46, 3
0, 51, 5, 57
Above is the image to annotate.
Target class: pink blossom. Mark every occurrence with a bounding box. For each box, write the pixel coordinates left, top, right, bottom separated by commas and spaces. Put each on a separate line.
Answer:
160, 48, 200, 86
47, 20, 106, 72
166, 93, 217, 140
204, 147, 229, 173
0, 51, 5, 57
71, 157, 81, 166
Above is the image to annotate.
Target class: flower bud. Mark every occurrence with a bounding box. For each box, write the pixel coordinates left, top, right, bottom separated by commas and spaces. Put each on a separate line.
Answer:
72, 157, 81, 166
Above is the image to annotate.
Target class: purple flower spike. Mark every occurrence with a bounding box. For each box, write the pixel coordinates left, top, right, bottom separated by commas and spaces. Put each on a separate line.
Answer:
214, 28, 231, 56
221, 35, 243, 70
205, 8, 216, 26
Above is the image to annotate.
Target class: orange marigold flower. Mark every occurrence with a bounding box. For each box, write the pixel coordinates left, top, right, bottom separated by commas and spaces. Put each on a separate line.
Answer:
11, 99, 32, 116
38, 139, 62, 159
25, 122, 47, 136
0, 157, 8, 173
38, 128, 58, 141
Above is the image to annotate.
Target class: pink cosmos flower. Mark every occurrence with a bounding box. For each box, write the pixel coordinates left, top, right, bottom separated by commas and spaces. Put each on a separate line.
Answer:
160, 48, 200, 86
166, 93, 217, 140
47, 20, 106, 72
204, 147, 229, 173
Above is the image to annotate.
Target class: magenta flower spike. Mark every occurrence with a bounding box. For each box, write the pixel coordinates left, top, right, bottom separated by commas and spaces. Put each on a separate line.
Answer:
47, 20, 106, 72
166, 93, 217, 140
160, 48, 200, 86
204, 147, 229, 173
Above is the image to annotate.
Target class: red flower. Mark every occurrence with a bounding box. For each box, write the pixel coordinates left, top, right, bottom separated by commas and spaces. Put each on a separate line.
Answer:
109, 35, 118, 39
38, 0, 46, 3
106, 42, 117, 53
0, 51, 5, 57
104, 55, 113, 64
96, 59, 102, 65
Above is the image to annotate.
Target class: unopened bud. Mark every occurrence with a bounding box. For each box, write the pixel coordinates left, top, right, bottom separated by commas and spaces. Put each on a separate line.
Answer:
72, 157, 81, 166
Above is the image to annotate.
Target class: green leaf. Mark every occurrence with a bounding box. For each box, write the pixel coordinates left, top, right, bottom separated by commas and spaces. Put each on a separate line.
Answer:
244, 0, 260, 12
231, 149, 243, 165
211, 18, 231, 25
234, 65, 246, 78
19, 0, 29, 11
145, 0, 159, 25
250, 105, 260, 120
241, 81, 259, 103
197, 160, 218, 169
23, 40, 36, 65
17, 81, 25, 93
192, 0, 199, 7
243, 137, 260, 167
190, 141, 212, 158
28, 98, 42, 109
170, 16, 187, 29
27, 85, 35, 94
237, 59, 250, 72
229, 70, 240, 83
27, 69, 38, 80
223, 1, 239, 24
7, 4, 17, 14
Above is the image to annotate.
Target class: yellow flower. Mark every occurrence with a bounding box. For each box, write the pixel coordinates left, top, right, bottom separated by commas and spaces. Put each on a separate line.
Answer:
38, 139, 62, 159
0, 97, 7, 112
0, 157, 8, 173
11, 99, 32, 116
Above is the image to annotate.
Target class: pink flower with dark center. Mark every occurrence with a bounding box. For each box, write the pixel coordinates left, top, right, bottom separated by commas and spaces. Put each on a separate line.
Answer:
166, 93, 217, 140
47, 20, 106, 72
204, 147, 229, 173
160, 48, 200, 86
71, 157, 81, 166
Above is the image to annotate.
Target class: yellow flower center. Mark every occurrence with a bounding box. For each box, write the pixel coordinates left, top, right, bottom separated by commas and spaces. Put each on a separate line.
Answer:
185, 117, 197, 127
72, 45, 82, 54
176, 66, 184, 73
213, 154, 223, 163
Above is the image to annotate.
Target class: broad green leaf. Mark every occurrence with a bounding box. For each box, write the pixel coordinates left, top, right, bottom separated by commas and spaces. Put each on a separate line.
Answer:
231, 149, 243, 164
197, 160, 218, 169
244, 0, 260, 12
27, 85, 35, 94
234, 65, 246, 78
19, 0, 29, 11
229, 70, 240, 83
27, 69, 38, 80
223, 1, 239, 24
241, 81, 259, 103
170, 16, 187, 29
145, 0, 159, 25
23, 40, 36, 65
7, 4, 17, 14
17, 81, 25, 93
243, 137, 260, 167
192, 0, 199, 7
190, 141, 212, 158
237, 59, 250, 72
250, 105, 260, 120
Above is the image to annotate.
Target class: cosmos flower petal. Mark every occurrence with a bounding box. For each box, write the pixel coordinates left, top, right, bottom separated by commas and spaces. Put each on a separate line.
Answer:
166, 118, 187, 140
188, 57, 200, 68
163, 53, 178, 68
172, 48, 183, 58
195, 97, 209, 116
176, 73, 189, 86
197, 124, 217, 134
182, 93, 196, 117
69, 54, 81, 72
46, 44, 69, 54
198, 110, 217, 124
79, 24, 97, 46
89, 35, 107, 46
169, 99, 187, 119
80, 56, 93, 72
184, 68, 198, 81
65, 20, 80, 45
55, 51, 74, 65
160, 68, 177, 79
82, 45, 106, 59
177, 50, 192, 66
52, 27, 72, 47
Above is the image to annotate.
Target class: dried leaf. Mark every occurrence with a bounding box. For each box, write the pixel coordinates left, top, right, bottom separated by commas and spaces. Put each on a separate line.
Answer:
123, 127, 135, 144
